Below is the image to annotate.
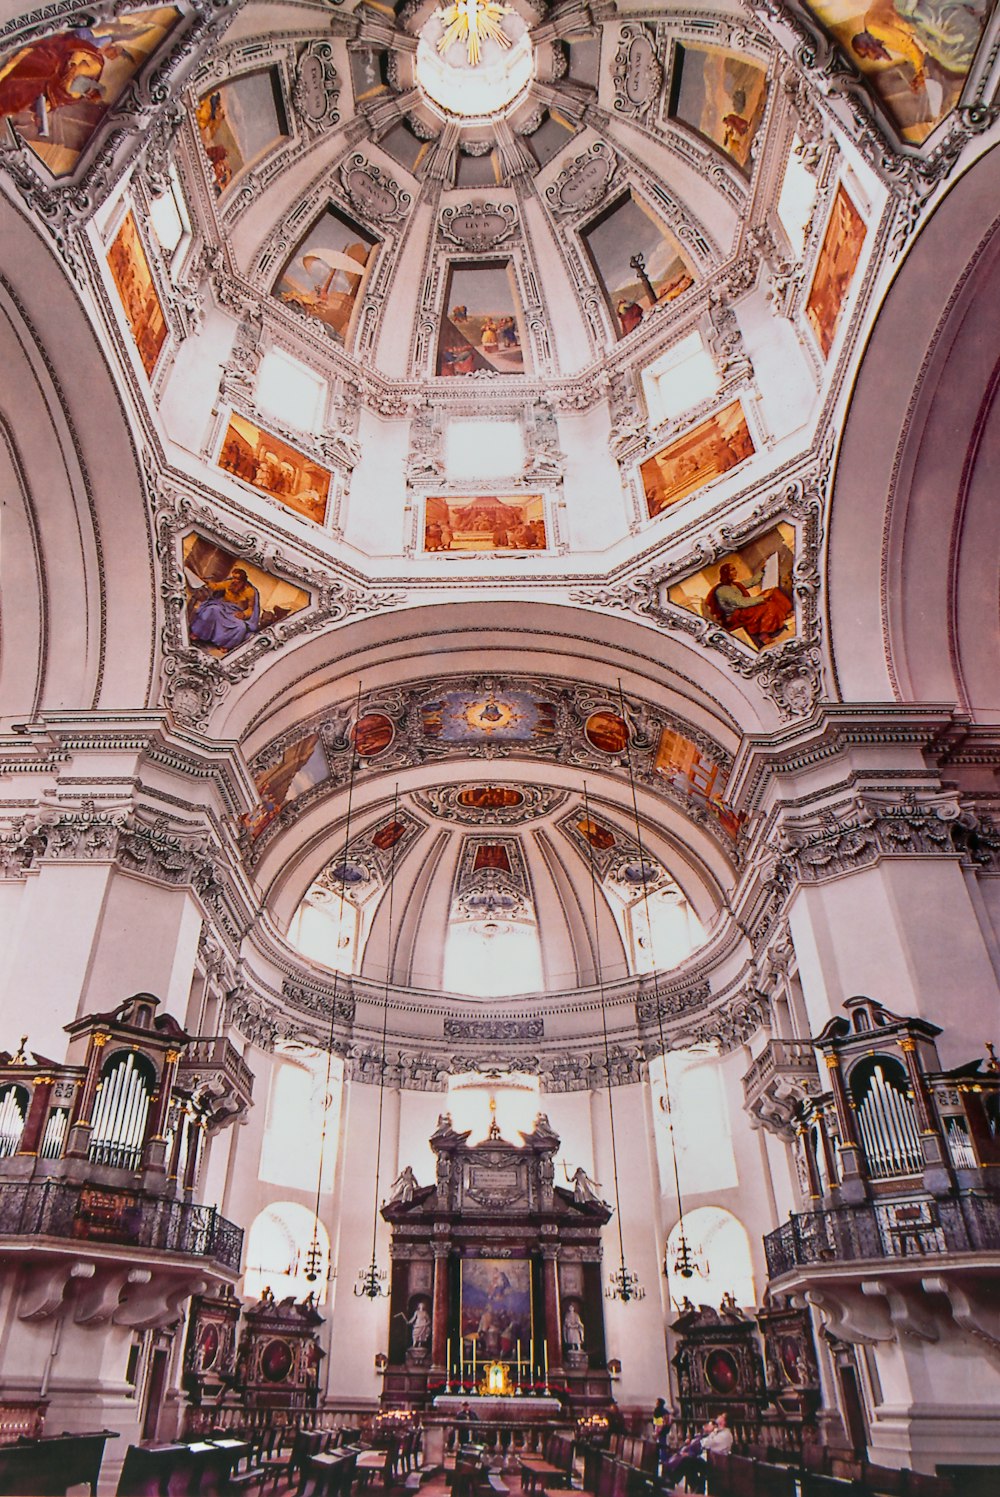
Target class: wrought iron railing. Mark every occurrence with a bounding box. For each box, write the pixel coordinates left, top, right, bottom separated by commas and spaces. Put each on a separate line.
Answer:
0, 1180, 243, 1270
764, 1192, 1000, 1278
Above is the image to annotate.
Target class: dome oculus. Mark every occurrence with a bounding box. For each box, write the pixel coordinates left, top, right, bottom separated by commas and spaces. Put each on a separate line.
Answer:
416, 2, 533, 119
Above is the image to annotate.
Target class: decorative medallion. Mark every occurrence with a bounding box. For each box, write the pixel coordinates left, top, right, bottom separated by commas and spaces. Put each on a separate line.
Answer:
612, 24, 662, 120
413, 784, 568, 825
545, 142, 618, 216
439, 200, 518, 251
293, 40, 341, 132
339, 153, 412, 224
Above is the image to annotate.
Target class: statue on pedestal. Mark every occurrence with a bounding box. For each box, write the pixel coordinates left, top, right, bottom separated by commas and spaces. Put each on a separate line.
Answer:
388, 1165, 419, 1204
562, 1302, 586, 1352
571, 1166, 604, 1206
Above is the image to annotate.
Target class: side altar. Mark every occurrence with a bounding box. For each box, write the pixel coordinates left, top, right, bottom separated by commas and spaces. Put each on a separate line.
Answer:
380, 1113, 615, 1413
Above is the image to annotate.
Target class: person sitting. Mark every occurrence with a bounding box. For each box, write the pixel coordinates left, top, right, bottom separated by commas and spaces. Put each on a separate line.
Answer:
662, 1414, 732, 1490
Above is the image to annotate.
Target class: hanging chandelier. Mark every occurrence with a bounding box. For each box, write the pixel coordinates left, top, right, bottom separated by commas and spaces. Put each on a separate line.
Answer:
615, 678, 697, 1288
355, 782, 402, 1300
305, 685, 364, 1289
581, 781, 644, 1306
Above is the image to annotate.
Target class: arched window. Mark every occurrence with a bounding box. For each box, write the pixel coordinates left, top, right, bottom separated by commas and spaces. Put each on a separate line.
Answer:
0, 1083, 29, 1158
665, 1206, 756, 1312
258, 1050, 343, 1194
850, 1055, 922, 1179
88, 1051, 157, 1170
442, 918, 544, 998
244, 1202, 331, 1304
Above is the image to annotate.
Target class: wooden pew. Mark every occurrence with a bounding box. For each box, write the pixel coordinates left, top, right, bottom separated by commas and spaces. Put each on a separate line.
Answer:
0, 1430, 116, 1497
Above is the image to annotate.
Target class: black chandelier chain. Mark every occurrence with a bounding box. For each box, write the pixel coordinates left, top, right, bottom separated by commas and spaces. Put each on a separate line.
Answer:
616, 677, 695, 1286
582, 780, 645, 1305
356, 780, 402, 1299
305, 681, 364, 1286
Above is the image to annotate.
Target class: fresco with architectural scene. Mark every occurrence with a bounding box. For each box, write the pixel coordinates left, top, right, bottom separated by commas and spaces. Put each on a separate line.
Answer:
666, 523, 796, 652
182, 534, 309, 657
581, 191, 695, 340
460, 1258, 532, 1360
437, 262, 527, 376
640, 401, 754, 518
0, 8, 179, 177
275, 206, 379, 345
423, 495, 546, 551
669, 45, 768, 171
107, 211, 167, 376
218, 414, 330, 525
196, 68, 289, 196
241, 732, 327, 840
654, 728, 742, 840
805, 183, 867, 359
803, 0, 991, 144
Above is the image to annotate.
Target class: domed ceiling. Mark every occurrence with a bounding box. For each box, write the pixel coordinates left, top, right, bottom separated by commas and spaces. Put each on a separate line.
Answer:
3, 0, 998, 1014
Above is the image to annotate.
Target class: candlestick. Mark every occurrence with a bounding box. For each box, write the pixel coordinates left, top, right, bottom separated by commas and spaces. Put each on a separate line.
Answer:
516, 1340, 521, 1387
460, 1339, 465, 1379
472, 1343, 477, 1383
529, 1336, 534, 1378
446, 1336, 452, 1391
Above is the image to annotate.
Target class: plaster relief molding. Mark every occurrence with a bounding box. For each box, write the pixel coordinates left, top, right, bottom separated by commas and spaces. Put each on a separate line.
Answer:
438, 201, 519, 251
293, 39, 343, 135
443, 1018, 544, 1042
922, 1275, 1000, 1361
18, 1261, 95, 1322
340, 153, 413, 224
782, 794, 1000, 883
412, 784, 568, 826
544, 140, 618, 216
611, 23, 663, 121
152, 484, 403, 728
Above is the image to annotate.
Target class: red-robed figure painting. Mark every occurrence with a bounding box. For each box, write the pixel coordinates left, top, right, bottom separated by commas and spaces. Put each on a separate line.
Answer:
704, 562, 792, 648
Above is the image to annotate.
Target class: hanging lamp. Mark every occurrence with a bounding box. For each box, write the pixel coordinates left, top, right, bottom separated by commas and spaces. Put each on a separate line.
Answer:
304, 684, 364, 1287
580, 781, 645, 1305
355, 782, 402, 1299
616, 678, 697, 1287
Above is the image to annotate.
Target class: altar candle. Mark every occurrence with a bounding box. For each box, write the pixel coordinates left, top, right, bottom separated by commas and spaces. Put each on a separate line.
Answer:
530, 1337, 534, 1377
447, 1337, 451, 1377
460, 1340, 465, 1378
543, 1340, 549, 1378
472, 1343, 477, 1382
516, 1340, 521, 1376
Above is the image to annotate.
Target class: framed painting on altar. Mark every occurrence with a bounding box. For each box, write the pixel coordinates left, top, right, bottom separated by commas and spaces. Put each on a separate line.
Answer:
460, 1258, 532, 1359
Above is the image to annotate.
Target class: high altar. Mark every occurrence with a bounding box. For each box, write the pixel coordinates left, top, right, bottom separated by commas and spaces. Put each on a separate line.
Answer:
380, 1114, 615, 1413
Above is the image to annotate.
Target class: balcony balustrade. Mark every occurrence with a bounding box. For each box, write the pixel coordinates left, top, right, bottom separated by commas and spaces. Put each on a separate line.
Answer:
764, 1191, 1000, 1278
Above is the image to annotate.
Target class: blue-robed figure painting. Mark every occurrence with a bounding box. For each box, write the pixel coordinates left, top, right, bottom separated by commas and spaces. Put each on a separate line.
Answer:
188, 566, 261, 653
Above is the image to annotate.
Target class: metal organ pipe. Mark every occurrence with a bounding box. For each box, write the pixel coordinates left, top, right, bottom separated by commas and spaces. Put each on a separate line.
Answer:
0, 1086, 27, 1157
856, 1062, 922, 1179
89, 1054, 151, 1169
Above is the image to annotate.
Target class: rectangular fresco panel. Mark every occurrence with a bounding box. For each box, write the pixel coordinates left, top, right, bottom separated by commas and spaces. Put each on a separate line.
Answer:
666, 522, 796, 652
196, 68, 288, 196
803, 0, 991, 144
0, 8, 180, 177
669, 44, 768, 172
182, 533, 309, 657
421, 689, 557, 743
581, 192, 694, 340
460, 1258, 532, 1359
107, 211, 167, 377
275, 206, 379, 345
654, 728, 742, 841
241, 732, 327, 840
438, 262, 526, 376
805, 183, 866, 359
219, 414, 330, 525
640, 401, 754, 519
423, 495, 546, 551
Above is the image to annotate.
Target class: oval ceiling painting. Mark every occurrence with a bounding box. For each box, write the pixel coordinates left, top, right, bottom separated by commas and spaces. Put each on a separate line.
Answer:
352, 712, 395, 757
457, 786, 525, 810
584, 710, 629, 754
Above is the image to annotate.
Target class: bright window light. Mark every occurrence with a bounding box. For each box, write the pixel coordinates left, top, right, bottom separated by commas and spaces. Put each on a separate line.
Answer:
665, 1206, 755, 1312
442, 918, 543, 997
255, 347, 326, 434
447, 1072, 541, 1143
148, 169, 189, 256
287, 891, 360, 975
258, 1051, 343, 1195
624, 888, 705, 974
778, 138, 820, 259
244, 1202, 332, 1304
650, 1051, 738, 1196
445, 419, 523, 479
643, 331, 720, 426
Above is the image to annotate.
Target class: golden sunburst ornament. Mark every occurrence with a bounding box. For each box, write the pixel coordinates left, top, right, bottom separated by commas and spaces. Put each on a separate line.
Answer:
436, 0, 513, 67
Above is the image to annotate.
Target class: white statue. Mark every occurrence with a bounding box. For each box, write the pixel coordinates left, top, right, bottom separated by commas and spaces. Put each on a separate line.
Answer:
389, 1165, 419, 1204
571, 1166, 603, 1206
563, 1303, 585, 1352
397, 1300, 431, 1348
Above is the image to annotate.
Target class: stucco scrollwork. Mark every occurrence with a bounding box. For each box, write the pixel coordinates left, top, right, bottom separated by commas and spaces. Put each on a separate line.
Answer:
612, 24, 663, 120
293, 39, 341, 134
544, 141, 618, 216
439, 201, 518, 251
340, 154, 412, 224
